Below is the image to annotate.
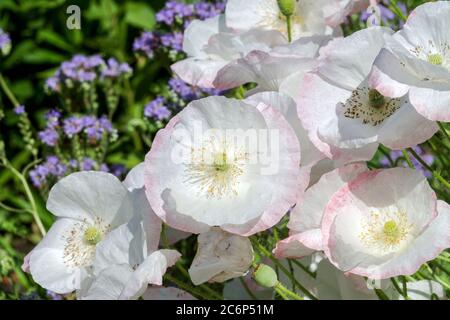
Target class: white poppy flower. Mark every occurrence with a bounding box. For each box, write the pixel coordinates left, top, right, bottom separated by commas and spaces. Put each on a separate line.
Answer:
274, 163, 367, 259
298, 27, 437, 162
369, 1, 450, 122
213, 35, 331, 94
225, 0, 339, 41
144, 96, 302, 236
171, 15, 286, 88
79, 216, 180, 300
23, 171, 134, 294
188, 228, 253, 285
322, 167, 450, 279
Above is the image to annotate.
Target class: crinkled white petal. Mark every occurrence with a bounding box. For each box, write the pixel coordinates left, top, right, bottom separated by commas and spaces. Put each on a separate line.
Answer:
47, 171, 133, 227
188, 228, 253, 285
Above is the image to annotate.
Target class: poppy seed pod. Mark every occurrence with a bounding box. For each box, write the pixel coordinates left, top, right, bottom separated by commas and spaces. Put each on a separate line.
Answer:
253, 264, 278, 288
277, 0, 296, 17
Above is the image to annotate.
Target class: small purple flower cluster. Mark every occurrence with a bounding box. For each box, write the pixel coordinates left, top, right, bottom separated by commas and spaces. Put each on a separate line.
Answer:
143, 76, 223, 122
135, 2, 226, 123
156, 1, 225, 26
101, 58, 133, 79
380, 146, 434, 178
30, 155, 126, 189
360, 0, 407, 28
38, 110, 115, 146
45, 55, 131, 93
29, 156, 68, 189
133, 0, 225, 57
144, 97, 171, 121
132, 32, 160, 59
169, 76, 222, 100
0, 28, 11, 56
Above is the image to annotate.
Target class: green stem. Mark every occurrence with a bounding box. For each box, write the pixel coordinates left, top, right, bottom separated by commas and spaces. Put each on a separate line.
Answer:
388, 0, 407, 21
390, 278, 405, 298
4, 162, 46, 236
0, 73, 20, 107
164, 274, 217, 300
286, 15, 292, 42
401, 276, 409, 300
275, 282, 303, 300
407, 147, 450, 190
274, 285, 290, 300
437, 121, 450, 141
175, 262, 223, 300
401, 150, 414, 169
289, 259, 316, 278
0, 201, 28, 213
374, 288, 390, 300
379, 146, 395, 167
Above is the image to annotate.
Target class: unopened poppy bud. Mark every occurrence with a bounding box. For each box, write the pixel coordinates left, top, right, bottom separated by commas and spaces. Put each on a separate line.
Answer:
253, 264, 278, 288
277, 0, 296, 17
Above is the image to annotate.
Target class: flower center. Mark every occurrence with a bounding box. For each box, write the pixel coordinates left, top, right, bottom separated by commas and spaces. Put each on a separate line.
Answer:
213, 152, 230, 172
359, 208, 413, 255
62, 218, 110, 268
184, 144, 247, 199
342, 83, 402, 126
427, 53, 443, 66
84, 226, 102, 245
383, 220, 399, 238
368, 89, 385, 109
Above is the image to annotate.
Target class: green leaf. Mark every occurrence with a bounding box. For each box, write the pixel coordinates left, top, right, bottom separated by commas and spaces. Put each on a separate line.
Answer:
18, 0, 67, 11
37, 29, 75, 52
10, 80, 34, 101
22, 48, 66, 64
2, 40, 35, 68
85, 0, 119, 20
124, 2, 155, 30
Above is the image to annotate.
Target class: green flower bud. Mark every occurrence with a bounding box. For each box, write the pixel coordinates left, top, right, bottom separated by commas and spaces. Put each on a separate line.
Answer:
253, 264, 278, 288
277, 0, 296, 17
